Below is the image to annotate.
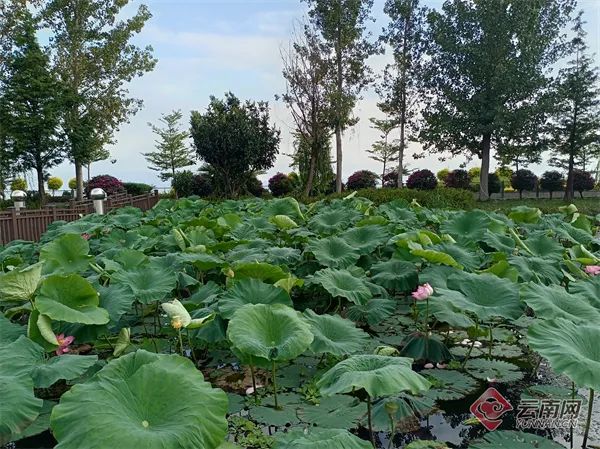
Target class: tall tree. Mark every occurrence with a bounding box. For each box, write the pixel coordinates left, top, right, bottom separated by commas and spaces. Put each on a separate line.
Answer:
190, 92, 281, 197
43, 0, 156, 200
367, 117, 398, 180
143, 110, 194, 182
420, 0, 574, 200
304, 0, 377, 193
281, 24, 333, 196
0, 9, 64, 203
548, 12, 600, 201
378, 0, 427, 188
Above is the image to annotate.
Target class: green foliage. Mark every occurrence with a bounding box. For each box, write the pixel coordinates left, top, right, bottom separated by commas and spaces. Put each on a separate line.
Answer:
10, 177, 27, 191
190, 93, 280, 197
143, 110, 195, 182
539, 171, 564, 198
123, 182, 153, 196
510, 169, 537, 197
407, 169, 438, 190
47, 177, 63, 193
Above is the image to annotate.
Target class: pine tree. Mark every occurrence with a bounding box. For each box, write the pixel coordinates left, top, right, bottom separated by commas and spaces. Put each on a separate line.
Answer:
143, 110, 195, 182
549, 12, 600, 201
0, 10, 64, 204
367, 117, 398, 180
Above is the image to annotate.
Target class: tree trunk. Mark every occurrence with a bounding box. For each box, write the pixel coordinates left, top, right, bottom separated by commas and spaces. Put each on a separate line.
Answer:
564, 152, 575, 201
87, 164, 91, 182
335, 125, 342, 193
305, 149, 317, 197
36, 167, 45, 208
398, 122, 405, 188
75, 160, 84, 201
335, 27, 343, 194
479, 133, 491, 201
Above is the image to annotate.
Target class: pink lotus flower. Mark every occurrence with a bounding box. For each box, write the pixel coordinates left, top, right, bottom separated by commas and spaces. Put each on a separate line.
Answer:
423, 363, 435, 369
585, 265, 600, 276
412, 283, 434, 301
81, 233, 91, 241
55, 334, 74, 355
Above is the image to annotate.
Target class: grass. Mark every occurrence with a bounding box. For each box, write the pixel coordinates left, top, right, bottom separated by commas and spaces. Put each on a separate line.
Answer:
476, 197, 600, 216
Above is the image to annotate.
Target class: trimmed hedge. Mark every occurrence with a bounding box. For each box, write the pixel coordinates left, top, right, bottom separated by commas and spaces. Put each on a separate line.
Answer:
123, 182, 153, 196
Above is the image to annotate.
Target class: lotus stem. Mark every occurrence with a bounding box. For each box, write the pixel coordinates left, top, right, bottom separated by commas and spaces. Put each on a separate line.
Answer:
367, 396, 376, 448
571, 382, 575, 449
250, 364, 258, 405
461, 339, 476, 369
177, 328, 185, 357
582, 388, 594, 448
387, 414, 395, 449
271, 361, 279, 409
186, 329, 197, 365
488, 325, 493, 360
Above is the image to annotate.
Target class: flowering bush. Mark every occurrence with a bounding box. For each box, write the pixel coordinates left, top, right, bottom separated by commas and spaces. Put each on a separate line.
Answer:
511, 169, 537, 199
346, 170, 378, 190
572, 169, 595, 197
268, 173, 293, 197
86, 175, 125, 197
406, 169, 438, 190
444, 169, 470, 189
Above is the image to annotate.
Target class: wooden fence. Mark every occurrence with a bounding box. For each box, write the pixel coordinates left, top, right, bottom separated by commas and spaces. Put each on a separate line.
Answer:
0, 191, 160, 245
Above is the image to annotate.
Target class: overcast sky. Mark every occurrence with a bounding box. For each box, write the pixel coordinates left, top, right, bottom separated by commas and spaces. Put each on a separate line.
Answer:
41, 0, 600, 190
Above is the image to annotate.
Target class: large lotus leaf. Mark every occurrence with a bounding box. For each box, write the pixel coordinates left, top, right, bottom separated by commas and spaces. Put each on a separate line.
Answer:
27, 309, 59, 350
430, 243, 482, 271
524, 232, 564, 259
410, 247, 463, 269
346, 298, 396, 325
481, 260, 519, 283
521, 282, 600, 323
371, 393, 435, 431
267, 247, 302, 266
440, 211, 492, 245
0, 313, 25, 343
306, 237, 360, 269
309, 269, 372, 305
0, 262, 42, 302
340, 225, 390, 255
227, 304, 313, 362
9, 400, 54, 443
231, 262, 288, 283
36, 274, 109, 325
568, 276, 600, 309
0, 336, 44, 444
508, 206, 542, 224
528, 318, 600, 390
264, 197, 304, 220
274, 428, 371, 449
218, 279, 292, 319
50, 350, 228, 449
303, 309, 369, 356
97, 283, 136, 326
438, 272, 524, 322
421, 369, 478, 401
369, 259, 418, 292
270, 214, 299, 230
479, 229, 515, 253
297, 394, 366, 428
400, 334, 452, 363
508, 255, 563, 285
111, 267, 177, 304
468, 430, 564, 449
464, 359, 523, 383
178, 253, 226, 271
309, 208, 361, 235
40, 234, 91, 274
419, 265, 462, 289
405, 442, 449, 449
425, 297, 475, 329
317, 355, 431, 398
31, 355, 99, 388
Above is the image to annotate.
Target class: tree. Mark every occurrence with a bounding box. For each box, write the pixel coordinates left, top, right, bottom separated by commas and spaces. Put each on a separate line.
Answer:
281, 24, 333, 196
43, 0, 156, 200
0, 10, 64, 204
190, 93, 280, 197
379, 0, 428, 188
572, 169, 595, 198
143, 110, 194, 182
420, 0, 574, 201
304, 0, 377, 193
406, 169, 437, 190
47, 176, 63, 196
539, 170, 564, 198
548, 13, 600, 201
346, 170, 378, 190
367, 117, 398, 181
511, 169, 538, 199
444, 169, 470, 189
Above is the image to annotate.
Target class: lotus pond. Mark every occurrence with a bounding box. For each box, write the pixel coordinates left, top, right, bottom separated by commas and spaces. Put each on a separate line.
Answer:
1, 195, 600, 449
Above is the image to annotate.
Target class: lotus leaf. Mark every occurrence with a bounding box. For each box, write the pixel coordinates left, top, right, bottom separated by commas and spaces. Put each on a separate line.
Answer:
303, 309, 369, 356
275, 428, 371, 449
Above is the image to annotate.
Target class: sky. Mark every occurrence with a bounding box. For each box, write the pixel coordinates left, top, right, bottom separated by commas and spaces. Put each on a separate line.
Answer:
40, 0, 600, 191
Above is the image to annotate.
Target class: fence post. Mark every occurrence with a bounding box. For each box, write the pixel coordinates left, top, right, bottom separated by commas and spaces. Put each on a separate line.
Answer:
10, 208, 17, 241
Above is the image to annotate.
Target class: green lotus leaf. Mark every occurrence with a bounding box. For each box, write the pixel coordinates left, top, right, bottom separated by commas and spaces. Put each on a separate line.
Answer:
50, 350, 228, 449
346, 297, 396, 325
231, 262, 288, 283
508, 255, 563, 285
521, 282, 600, 323
274, 275, 304, 293
111, 267, 177, 304
31, 355, 99, 388
265, 197, 304, 220
27, 310, 59, 350
9, 400, 54, 443
267, 247, 302, 266
179, 253, 226, 271
468, 430, 564, 449
270, 215, 299, 230
479, 229, 516, 253
309, 269, 372, 305
464, 359, 523, 383
480, 260, 518, 283
425, 297, 475, 329
97, 283, 136, 326
340, 225, 390, 255
528, 318, 600, 390
297, 394, 366, 428
113, 328, 131, 357
371, 393, 435, 431
437, 272, 524, 322
369, 259, 418, 292
306, 236, 360, 269
0, 262, 42, 302
227, 304, 313, 362
302, 309, 369, 356
567, 276, 600, 309
422, 369, 479, 401
440, 210, 492, 245
508, 206, 542, 224
40, 234, 91, 274
309, 208, 360, 235
405, 442, 449, 449
524, 232, 564, 259
274, 428, 371, 449
218, 279, 292, 319
410, 247, 463, 269
317, 355, 431, 398
430, 243, 482, 271
0, 313, 25, 344
400, 334, 452, 363
36, 274, 109, 325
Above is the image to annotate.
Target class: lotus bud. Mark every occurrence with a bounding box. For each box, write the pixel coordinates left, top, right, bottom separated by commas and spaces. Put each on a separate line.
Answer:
225, 268, 235, 278
384, 401, 399, 416
436, 363, 447, 369
424, 363, 434, 369
374, 345, 399, 356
